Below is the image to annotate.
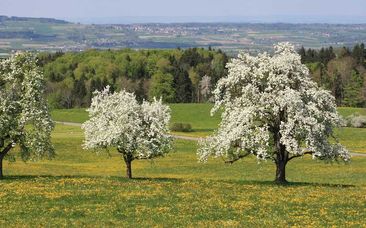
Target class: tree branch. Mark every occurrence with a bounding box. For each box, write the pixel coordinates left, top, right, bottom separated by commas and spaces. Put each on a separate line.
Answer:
287, 151, 314, 162
0, 135, 10, 148
0, 142, 14, 158
225, 152, 251, 164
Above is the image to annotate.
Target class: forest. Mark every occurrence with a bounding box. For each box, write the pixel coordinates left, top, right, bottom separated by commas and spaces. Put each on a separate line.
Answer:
38, 43, 366, 108
38, 48, 228, 108
300, 43, 366, 107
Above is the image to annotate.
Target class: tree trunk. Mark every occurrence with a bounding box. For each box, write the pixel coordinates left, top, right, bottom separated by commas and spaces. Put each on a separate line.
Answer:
0, 142, 13, 180
0, 155, 3, 179
274, 144, 289, 184
275, 160, 287, 184
272, 120, 288, 184
119, 149, 134, 179
125, 159, 132, 179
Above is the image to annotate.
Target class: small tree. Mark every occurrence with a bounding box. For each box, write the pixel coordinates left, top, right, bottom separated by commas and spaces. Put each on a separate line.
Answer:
199, 75, 212, 102
0, 53, 54, 179
82, 87, 172, 178
198, 43, 350, 184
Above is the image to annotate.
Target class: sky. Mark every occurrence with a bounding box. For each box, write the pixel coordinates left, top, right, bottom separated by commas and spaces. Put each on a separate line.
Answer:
1, 0, 366, 24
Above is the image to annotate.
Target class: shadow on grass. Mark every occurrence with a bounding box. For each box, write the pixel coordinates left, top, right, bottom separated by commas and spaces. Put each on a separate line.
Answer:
118, 177, 356, 188
0, 175, 356, 188
131, 177, 182, 182
0, 175, 182, 183
0, 175, 93, 181
222, 179, 356, 188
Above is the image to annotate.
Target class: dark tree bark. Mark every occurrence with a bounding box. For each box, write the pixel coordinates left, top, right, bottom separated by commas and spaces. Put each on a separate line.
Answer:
0, 143, 13, 179
120, 150, 134, 179
273, 133, 289, 184
0, 155, 4, 179
272, 113, 289, 184
275, 159, 287, 184
125, 159, 132, 179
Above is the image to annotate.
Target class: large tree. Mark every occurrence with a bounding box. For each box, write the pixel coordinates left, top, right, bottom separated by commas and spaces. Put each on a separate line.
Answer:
174, 69, 193, 103
198, 43, 350, 183
82, 87, 172, 178
0, 53, 54, 178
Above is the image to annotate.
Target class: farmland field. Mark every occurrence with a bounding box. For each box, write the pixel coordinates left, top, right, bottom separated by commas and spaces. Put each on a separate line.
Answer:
1, 16, 366, 54
0, 104, 365, 226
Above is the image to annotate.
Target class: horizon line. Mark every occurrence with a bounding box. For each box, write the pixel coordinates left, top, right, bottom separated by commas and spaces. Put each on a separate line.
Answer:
2, 14, 366, 25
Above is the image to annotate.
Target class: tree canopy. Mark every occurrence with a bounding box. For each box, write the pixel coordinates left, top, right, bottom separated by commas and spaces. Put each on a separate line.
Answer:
82, 87, 172, 178
199, 43, 350, 183
0, 52, 54, 178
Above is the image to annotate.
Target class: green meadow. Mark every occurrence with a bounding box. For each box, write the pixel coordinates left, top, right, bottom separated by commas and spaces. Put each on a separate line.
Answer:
0, 104, 365, 226
51, 104, 366, 153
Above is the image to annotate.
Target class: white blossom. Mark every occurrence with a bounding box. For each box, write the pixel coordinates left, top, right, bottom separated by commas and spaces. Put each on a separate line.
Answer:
198, 43, 350, 182
0, 52, 54, 168
82, 87, 172, 178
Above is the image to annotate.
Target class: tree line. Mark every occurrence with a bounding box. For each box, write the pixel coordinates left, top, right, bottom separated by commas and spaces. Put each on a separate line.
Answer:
38, 48, 228, 108
298, 43, 366, 107
38, 43, 365, 108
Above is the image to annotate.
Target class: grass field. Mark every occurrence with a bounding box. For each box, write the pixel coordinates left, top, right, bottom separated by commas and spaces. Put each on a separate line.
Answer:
0, 104, 364, 226
51, 104, 366, 127
50, 104, 222, 133
1, 124, 366, 226
51, 104, 366, 153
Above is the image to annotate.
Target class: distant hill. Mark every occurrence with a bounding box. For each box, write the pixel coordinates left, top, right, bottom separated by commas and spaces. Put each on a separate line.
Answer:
0, 15, 366, 55
0, 15, 69, 24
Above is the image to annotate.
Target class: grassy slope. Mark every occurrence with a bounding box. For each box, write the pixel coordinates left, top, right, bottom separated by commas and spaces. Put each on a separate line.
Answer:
337, 107, 366, 117
51, 108, 89, 123
51, 104, 366, 153
51, 104, 366, 128
0, 124, 365, 226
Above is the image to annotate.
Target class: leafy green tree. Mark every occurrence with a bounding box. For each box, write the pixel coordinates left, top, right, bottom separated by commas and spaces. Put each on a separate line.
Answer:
211, 54, 227, 84
149, 72, 175, 103
174, 69, 193, 103
156, 58, 172, 73
344, 70, 364, 107
299, 46, 306, 61
333, 71, 344, 106
36, 51, 64, 67
128, 56, 146, 79
72, 77, 87, 107
180, 48, 203, 68
338, 47, 351, 58
135, 79, 147, 102
188, 68, 200, 102
352, 43, 365, 65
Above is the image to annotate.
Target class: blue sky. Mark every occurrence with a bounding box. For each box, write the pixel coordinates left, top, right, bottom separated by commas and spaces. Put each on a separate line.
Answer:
1, 0, 366, 23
